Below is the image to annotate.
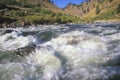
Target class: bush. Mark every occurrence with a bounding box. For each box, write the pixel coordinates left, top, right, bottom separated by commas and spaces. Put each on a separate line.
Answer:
25, 15, 43, 24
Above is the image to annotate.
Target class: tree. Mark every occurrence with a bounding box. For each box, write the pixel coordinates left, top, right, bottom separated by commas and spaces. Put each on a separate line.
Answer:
109, 0, 113, 2
116, 4, 120, 14
96, 5, 101, 15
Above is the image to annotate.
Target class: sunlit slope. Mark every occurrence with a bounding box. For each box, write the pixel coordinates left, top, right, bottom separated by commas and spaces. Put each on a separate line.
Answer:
82, 0, 120, 22
63, 0, 120, 22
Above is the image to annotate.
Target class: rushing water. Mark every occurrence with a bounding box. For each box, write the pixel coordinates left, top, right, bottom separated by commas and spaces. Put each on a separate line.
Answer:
0, 23, 120, 80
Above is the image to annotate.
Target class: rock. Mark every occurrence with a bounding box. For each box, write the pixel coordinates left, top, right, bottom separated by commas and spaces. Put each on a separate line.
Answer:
0, 29, 14, 35
14, 44, 36, 57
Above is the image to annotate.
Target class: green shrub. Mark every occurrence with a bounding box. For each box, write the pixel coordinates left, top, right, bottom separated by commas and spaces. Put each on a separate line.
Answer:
92, 9, 116, 21
25, 15, 43, 24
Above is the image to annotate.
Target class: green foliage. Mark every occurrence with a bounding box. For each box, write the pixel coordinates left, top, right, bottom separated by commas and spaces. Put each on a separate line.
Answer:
0, 0, 83, 25
92, 9, 116, 21
8, 11, 27, 17
0, 0, 17, 5
95, 5, 101, 15
20, 0, 27, 4
22, 8, 82, 25
0, 0, 18, 9
116, 4, 120, 14
98, 0, 105, 3
25, 15, 42, 24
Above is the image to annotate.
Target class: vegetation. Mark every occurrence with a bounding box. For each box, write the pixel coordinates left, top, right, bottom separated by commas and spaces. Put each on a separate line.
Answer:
116, 3, 120, 14
0, 0, 120, 26
98, 0, 105, 3
0, 0, 83, 27
24, 9, 81, 25
95, 5, 101, 15
0, 0, 18, 7
0, 2, 6, 9
92, 10, 116, 21
109, 0, 113, 2
0, 16, 17, 24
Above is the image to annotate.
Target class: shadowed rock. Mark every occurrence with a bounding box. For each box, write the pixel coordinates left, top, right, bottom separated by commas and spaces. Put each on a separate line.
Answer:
0, 29, 14, 35
14, 44, 36, 57
0, 29, 22, 36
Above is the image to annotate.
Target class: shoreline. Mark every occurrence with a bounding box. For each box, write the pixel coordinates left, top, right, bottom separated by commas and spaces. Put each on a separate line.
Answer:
94, 19, 120, 23
0, 20, 120, 28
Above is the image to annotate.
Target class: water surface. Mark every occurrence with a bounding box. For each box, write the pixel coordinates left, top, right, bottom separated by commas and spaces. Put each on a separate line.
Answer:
0, 23, 120, 80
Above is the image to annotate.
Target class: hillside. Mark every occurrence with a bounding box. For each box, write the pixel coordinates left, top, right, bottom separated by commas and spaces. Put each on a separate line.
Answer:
63, 0, 120, 22
0, 0, 82, 27
0, 0, 120, 27
17, 0, 64, 12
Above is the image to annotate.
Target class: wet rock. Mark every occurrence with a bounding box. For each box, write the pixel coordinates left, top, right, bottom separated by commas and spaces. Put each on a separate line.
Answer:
0, 29, 22, 36
0, 29, 14, 35
14, 44, 36, 57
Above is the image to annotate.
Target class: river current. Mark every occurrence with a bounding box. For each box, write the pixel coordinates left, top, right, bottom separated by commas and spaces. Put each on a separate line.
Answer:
0, 23, 120, 80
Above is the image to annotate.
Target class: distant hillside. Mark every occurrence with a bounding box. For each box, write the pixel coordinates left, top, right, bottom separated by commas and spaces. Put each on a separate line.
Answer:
0, 0, 82, 27
0, 0, 120, 27
15, 0, 63, 13
63, 0, 120, 22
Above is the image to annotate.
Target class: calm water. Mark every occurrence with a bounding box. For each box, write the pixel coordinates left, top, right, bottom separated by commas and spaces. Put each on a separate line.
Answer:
0, 23, 120, 80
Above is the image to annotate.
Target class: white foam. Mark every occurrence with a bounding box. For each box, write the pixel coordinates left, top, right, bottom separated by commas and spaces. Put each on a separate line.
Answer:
31, 46, 61, 80
0, 31, 38, 50
0, 28, 120, 80
43, 31, 107, 67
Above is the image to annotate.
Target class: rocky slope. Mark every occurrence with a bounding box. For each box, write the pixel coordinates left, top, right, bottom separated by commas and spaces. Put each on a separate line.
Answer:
0, 0, 120, 26
16, 0, 63, 13
32, 0, 120, 22
63, 0, 120, 22
0, 0, 82, 27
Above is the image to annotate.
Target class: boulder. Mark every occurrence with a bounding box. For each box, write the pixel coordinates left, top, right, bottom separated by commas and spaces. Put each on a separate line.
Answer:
14, 44, 36, 57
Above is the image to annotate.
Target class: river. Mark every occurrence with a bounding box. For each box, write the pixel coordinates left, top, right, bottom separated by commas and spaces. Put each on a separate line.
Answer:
0, 23, 120, 80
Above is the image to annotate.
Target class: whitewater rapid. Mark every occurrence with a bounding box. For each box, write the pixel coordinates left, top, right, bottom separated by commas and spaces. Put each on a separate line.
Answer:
0, 23, 120, 80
